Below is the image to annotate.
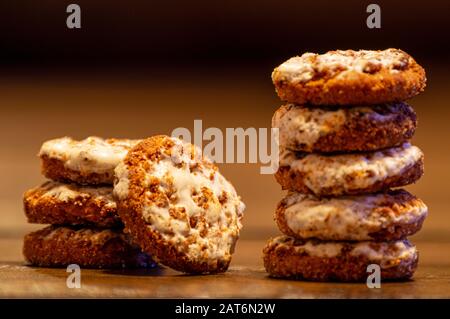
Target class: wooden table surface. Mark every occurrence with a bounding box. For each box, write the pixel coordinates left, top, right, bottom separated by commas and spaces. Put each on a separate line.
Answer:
1, 237, 450, 298
1, 70, 450, 298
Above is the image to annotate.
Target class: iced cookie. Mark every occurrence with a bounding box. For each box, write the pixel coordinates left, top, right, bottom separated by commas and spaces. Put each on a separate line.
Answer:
275, 143, 424, 196
263, 235, 418, 281
272, 102, 416, 152
275, 190, 427, 241
39, 137, 140, 185
24, 181, 121, 228
114, 135, 245, 274
272, 49, 426, 105
23, 226, 154, 268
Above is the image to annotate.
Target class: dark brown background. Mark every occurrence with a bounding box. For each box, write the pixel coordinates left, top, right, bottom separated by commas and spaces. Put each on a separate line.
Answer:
1, 0, 450, 66
0, 2, 450, 293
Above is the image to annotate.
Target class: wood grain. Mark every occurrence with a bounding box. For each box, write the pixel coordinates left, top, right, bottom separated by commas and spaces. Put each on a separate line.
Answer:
1, 238, 450, 298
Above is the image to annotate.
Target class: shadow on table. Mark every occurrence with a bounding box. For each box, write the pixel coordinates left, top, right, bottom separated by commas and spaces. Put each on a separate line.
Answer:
102, 266, 234, 278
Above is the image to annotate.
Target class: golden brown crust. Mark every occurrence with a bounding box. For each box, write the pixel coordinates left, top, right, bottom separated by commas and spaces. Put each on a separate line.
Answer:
115, 135, 244, 274
273, 103, 417, 152
118, 201, 231, 274
23, 182, 121, 228
367, 215, 426, 241
41, 155, 114, 185
272, 49, 426, 105
263, 237, 418, 281
23, 226, 155, 268
275, 189, 427, 241
275, 158, 424, 196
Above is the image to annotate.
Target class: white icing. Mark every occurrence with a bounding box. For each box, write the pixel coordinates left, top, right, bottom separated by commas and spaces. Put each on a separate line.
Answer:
350, 241, 416, 267
273, 103, 413, 151
113, 162, 130, 200
282, 191, 427, 240
273, 53, 315, 82
114, 137, 245, 262
273, 49, 411, 83
43, 184, 80, 202
271, 236, 342, 257
270, 236, 417, 267
37, 181, 115, 207
39, 137, 140, 175
301, 241, 342, 258
280, 143, 423, 196
272, 104, 346, 151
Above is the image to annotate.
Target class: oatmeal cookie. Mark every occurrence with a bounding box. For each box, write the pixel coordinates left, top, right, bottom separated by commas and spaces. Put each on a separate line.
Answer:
272, 49, 426, 105
24, 181, 121, 228
275, 189, 427, 241
114, 135, 245, 274
23, 225, 154, 268
39, 136, 140, 185
272, 102, 416, 152
275, 143, 424, 196
263, 236, 418, 281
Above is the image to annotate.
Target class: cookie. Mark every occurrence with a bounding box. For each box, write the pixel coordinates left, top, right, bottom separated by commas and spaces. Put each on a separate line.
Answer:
23, 225, 155, 268
272, 102, 416, 152
276, 143, 424, 196
39, 137, 140, 185
114, 135, 245, 274
263, 236, 418, 281
276, 189, 427, 241
272, 49, 426, 105
24, 181, 121, 228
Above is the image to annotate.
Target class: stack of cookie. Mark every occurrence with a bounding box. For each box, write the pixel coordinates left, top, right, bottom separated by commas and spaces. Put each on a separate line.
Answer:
23, 135, 245, 274
23, 137, 155, 268
264, 49, 428, 281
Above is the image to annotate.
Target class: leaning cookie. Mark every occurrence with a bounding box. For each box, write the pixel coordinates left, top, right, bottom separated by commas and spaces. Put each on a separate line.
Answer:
272, 102, 417, 152
23, 226, 155, 268
39, 136, 140, 185
276, 143, 424, 196
114, 135, 245, 274
24, 181, 121, 228
276, 190, 427, 241
272, 49, 426, 105
263, 236, 418, 281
